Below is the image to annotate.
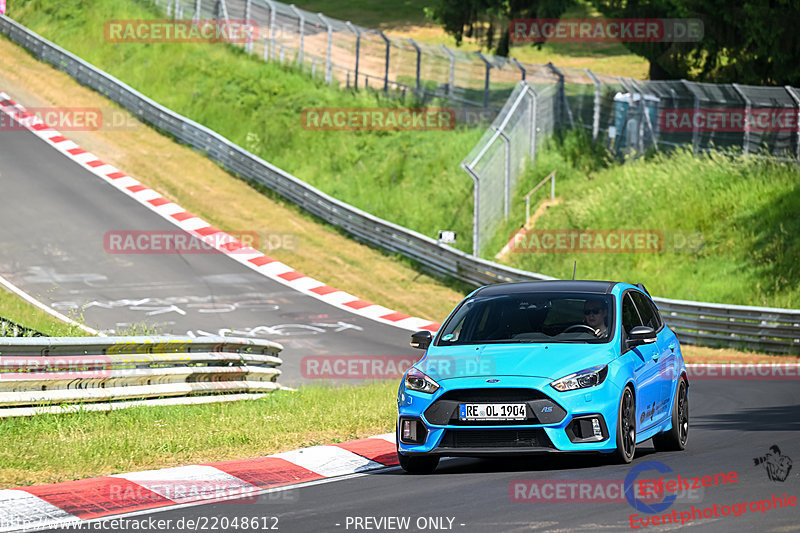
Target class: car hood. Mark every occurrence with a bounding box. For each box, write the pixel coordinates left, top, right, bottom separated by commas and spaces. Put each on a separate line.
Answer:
415, 343, 618, 381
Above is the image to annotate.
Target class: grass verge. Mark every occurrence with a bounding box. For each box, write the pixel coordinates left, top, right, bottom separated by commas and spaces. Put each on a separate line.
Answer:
0, 382, 398, 488
0, 286, 89, 337
490, 130, 800, 308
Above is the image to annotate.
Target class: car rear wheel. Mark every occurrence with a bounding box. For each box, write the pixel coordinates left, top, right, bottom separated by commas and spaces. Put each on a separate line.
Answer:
652, 378, 689, 451
613, 386, 636, 464
398, 452, 439, 474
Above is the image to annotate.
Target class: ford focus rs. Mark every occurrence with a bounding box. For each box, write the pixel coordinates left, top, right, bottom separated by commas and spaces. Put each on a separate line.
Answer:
397, 280, 689, 474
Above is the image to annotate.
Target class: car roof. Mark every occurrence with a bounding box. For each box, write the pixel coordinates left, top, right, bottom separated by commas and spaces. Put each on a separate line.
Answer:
474, 280, 618, 296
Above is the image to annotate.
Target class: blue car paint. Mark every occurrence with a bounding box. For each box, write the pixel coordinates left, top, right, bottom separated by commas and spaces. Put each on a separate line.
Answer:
396, 282, 688, 456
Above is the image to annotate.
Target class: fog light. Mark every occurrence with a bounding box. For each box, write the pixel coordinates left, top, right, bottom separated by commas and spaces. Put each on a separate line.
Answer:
402, 419, 417, 442
592, 418, 602, 438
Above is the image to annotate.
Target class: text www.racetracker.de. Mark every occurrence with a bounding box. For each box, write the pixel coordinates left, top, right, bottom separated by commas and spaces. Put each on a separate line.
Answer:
7, 515, 280, 531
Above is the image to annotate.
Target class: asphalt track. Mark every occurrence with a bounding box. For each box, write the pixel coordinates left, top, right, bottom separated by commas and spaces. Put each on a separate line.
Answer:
43, 379, 799, 533
2, 95, 798, 533
0, 117, 420, 385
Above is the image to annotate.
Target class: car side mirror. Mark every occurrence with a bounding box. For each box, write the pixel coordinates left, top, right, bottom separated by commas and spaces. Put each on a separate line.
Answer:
410, 330, 433, 350
628, 325, 657, 347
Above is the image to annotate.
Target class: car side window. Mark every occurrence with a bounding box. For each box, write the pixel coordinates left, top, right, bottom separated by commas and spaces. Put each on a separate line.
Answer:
621, 293, 643, 338
631, 291, 661, 331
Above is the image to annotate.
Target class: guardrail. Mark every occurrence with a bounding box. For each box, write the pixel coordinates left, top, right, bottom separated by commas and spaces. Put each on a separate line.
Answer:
1, 15, 798, 354
0, 336, 284, 417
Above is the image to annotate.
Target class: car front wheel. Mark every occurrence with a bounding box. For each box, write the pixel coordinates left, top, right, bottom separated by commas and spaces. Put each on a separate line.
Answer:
613, 386, 636, 463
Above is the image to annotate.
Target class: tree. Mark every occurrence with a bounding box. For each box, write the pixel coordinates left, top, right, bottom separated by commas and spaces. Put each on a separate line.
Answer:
425, 0, 575, 56
592, 0, 800, 85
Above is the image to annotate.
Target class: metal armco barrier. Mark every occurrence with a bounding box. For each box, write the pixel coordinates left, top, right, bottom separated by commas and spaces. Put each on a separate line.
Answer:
0, 15, 798, 354
0, 336, 284, 417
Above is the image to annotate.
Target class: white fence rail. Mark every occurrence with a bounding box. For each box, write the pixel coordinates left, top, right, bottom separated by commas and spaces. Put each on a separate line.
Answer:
0, 336, 283, 417
1, 15, 798, 354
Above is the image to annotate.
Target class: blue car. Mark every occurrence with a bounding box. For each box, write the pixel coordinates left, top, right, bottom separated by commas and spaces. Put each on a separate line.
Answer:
397, 280, 689, 474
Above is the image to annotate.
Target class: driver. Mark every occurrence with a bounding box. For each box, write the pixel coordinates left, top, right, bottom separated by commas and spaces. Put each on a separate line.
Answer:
583, 298, 608, 337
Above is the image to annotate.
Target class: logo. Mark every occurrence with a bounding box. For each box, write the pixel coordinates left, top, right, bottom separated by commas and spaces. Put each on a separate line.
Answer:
541, 406, 553, 413
624, 461, 677, 514
486, 379, 500, 383
754, 445, 793, 482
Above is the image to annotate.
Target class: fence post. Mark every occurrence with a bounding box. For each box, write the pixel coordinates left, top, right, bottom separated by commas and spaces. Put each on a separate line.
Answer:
511, 57, 526, 81
379, 31, 390, 93
461, 163, 481, 256
527, 83, 538, 158
289, 5, 304, 67
441, 44, 456, 99
217, 0, 229, 22
631, 79, 659, 152
785, 86, 800, 161
194, 0, 201, 21
476, 51, 491, 109
585, 69, 601, 142
173, 0, 180, 18
264, 0, 276, 60
546, 62, 574, 128
346, 22, 360, 89
495, 128, 511, 219
408, 38, 421, 95
681, 80, 700, 153
244, 0, 252, 53
731, 83, 751, 156
318, 13, 333, 84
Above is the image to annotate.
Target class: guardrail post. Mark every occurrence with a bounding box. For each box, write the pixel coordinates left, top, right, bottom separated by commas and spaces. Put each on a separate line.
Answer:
731, 83, 751, 156
441, 45, 456, 99
409, 39, 422, 96
379, 31, 390, 93
786, 86, 800, 161
461, 163, 481, 256
346, 22, 360, 89
585, 69, 601, 142
546, 62, 574, 128
264, 0, 276, 60
317, 13, 333, 84
289, 5, 304, 67
476, 51, 492, 109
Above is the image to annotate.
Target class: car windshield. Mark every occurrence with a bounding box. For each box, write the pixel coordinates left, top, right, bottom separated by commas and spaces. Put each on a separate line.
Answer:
436, 292, 614, 345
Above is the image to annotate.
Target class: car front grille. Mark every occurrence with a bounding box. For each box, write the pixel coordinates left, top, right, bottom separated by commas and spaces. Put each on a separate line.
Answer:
438, 428, 554, 449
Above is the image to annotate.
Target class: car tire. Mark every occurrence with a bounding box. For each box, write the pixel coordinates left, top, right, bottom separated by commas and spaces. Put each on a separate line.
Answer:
397, 452, 439, 474
613, 386, 636, 464
652, 378, 689, 452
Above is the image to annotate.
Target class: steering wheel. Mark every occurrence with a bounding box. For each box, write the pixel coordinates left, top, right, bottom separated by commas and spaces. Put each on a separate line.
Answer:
563, 324, 597, 335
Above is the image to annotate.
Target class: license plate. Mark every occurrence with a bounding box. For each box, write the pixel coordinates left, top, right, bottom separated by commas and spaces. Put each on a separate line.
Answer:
459, 403, 527, 421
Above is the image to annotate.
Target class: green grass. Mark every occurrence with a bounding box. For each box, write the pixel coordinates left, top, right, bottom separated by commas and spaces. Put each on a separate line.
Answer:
491, 130, 800, 308
0, 287, 89, 337
0, 382, 398, 487
11, 0, 484, 253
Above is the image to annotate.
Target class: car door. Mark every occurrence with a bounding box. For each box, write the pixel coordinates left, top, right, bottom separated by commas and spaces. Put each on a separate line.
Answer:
621, 291, 661, 433
630, 290, 673, 427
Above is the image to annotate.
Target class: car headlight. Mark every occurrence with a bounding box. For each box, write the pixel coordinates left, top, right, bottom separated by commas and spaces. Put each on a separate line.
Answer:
550, 365, 608, 392
404, 368, 439, 394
